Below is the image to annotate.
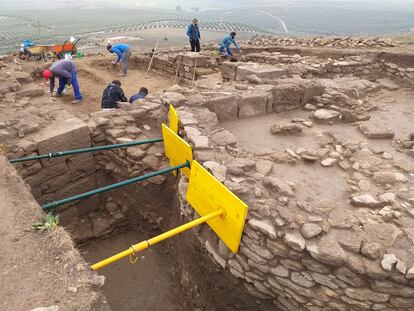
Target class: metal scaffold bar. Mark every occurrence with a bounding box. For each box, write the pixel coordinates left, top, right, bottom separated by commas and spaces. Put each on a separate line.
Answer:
10, 137, 164, 164
91, 209, 224, 270
42, 161, 190, 211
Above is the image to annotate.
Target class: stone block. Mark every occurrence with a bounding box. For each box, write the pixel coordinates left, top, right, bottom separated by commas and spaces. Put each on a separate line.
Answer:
221, 62, 239, 80
180, 52, 208, 67
65, 153, 95, 178
17, 85, 44, 97
236, 63, 286, 81
36, 116, 91, 167
271, 83, 303, 109
238, 93, 267, 119
204, 95, 238, 121
358, 122, 395, 139
54, 175, 97, 199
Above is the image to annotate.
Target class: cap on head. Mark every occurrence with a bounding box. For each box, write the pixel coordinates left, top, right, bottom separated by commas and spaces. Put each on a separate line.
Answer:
230, 31, 236, 37
42, 69, 53, 80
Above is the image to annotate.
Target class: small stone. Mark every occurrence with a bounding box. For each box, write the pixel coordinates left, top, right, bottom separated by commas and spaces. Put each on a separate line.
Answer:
203, 161, 227, 182
68, 286, 78, 293
284, 231, 306, 252
263, 176, 294, 197
406, 267, 414, 279
270, 122, 303, 135
302, 121, 313, 127
249, 218, 276, 239
395, 173, 408, 183
378, 193, 396, 204
301, 223, 323, 239
381, 254, 398, 271
361, 241, 382, 260
143, 125, 151, 131
396, 260, 407, 274
339, 161, 351, 170
270, 265, 290, 277
313, 109, 341, 122
304, 103, 317, 111
246, 74, 263, 84
321, 158, 337, 167
382, 152, 393, 160
351, 194, 381, 208
373, 171, 397, 185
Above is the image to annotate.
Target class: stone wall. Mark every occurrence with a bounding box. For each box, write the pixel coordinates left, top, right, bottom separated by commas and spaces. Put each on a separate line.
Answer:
227, 54, 414, 87
159, 86, 414, 311
128, 52, 219, 82
9, 112, 101, 215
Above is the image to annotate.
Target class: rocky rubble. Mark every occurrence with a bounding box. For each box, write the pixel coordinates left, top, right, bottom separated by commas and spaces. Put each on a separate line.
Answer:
245, 35, 399, 48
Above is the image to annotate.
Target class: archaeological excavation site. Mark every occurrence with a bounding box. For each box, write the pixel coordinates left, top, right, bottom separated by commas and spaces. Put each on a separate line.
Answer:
1, 36, 414, 311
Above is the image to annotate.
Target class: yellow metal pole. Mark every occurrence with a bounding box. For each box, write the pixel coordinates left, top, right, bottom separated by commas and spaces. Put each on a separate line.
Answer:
91, 209, 225, 270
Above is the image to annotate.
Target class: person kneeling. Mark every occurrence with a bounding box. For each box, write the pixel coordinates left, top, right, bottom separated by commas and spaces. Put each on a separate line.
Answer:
129, 87, 149, 104
101, 80, 127, 109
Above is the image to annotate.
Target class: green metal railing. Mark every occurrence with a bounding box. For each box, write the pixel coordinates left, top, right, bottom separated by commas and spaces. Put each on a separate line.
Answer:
10, 138, 163, 164
42, 161, 190, 211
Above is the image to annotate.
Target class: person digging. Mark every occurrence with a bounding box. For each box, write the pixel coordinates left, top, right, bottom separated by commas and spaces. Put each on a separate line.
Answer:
42, 59, 83, 104
107, 43, 132, 76
218, 31, 242, 62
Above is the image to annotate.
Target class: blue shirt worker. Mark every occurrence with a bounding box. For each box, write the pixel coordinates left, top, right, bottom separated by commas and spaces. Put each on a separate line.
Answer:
42, 59, 83, 104
219, 32, 241, 57
129, 87, 149, 103
107, 43, 132, 75
187, 18, 201, 52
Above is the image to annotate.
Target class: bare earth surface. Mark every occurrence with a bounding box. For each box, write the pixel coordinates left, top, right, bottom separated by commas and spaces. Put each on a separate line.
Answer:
81, 230, 185, 311
37, 55, 173, 116
0, 156, 106, 311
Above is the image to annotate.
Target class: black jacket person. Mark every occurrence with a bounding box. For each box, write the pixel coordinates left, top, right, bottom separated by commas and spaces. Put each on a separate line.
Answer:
101, 80, 127, 109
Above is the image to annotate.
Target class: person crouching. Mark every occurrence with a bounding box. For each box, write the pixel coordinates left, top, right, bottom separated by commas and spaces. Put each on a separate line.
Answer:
129, 87, 149, 103
101, 80, 127, 109
42, 59, 83, 104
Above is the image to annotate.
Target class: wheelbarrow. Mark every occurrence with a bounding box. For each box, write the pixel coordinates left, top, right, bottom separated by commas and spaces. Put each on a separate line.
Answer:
51, 38, 81, 59
21, 45, 53, 61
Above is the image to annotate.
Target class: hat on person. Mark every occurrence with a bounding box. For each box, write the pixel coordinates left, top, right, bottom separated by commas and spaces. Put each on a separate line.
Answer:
42, 69, 53, 80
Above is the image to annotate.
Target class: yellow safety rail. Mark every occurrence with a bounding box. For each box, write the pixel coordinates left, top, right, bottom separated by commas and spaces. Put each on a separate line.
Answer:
91, 209, 224, 270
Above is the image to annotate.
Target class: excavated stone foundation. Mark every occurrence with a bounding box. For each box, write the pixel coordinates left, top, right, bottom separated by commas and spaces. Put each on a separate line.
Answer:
2, 37, 414, 310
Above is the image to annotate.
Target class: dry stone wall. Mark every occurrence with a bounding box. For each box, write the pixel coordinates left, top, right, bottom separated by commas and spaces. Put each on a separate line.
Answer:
161, 84, 414, 311
222, 56, 414, 88
127, 52, 219, 82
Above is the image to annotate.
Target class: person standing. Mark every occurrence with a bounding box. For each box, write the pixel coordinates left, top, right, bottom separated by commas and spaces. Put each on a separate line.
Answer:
187, 18, 201, 52
219, 31, 242, 57
42, 59, 83, 104
107, 43, 132, 76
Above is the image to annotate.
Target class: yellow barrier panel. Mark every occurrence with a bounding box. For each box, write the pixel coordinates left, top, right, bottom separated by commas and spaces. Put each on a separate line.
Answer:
169, 105, 179, 135
161, 123, 192, 178
186, 160, 248, 253
91, 209, 224, 270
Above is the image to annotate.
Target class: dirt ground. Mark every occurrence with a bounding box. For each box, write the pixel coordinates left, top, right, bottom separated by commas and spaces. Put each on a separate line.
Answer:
81, 230, 185, 311
0, 156, 107, 311
43, 55, 173, 116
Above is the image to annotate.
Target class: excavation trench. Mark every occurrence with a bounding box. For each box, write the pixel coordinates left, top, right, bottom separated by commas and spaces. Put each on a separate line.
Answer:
12, 120, 263, 311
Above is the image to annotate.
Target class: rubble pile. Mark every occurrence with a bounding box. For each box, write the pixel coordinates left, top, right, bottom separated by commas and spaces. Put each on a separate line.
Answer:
245, 35, 399, 48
